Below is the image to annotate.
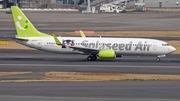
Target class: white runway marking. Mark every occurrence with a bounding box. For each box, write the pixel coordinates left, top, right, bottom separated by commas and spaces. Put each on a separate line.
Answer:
0, 64, 179, 68
0, 56, 34, 58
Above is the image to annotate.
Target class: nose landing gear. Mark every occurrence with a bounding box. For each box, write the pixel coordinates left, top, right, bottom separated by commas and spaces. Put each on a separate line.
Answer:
156, 55, 166, 62
156, 58, 160, 62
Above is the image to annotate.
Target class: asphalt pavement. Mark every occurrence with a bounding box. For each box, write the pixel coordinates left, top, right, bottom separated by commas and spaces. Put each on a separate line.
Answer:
0, 49, 180, 75
0, 81, 180, 101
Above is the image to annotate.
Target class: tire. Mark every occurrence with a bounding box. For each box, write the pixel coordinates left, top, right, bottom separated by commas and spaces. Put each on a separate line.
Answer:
156, 58, 160, 62
87, 56, 92, 61
87, 55, 97, 61
91, 55, 97, 61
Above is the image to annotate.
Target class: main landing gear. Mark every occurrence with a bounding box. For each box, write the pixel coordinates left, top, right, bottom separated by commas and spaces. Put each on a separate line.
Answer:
87, 54, 97, 61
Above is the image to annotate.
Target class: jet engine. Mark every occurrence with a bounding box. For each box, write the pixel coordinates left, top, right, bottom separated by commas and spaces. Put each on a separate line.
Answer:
98, 50, 116, 59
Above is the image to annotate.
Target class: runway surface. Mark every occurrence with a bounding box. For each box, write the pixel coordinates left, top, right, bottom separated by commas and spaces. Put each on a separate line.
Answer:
0, 81, 180, 101
1, 12, 180, 38
0, 49, 180, 75
0, 50, 179, 101
1, 11, 180, 101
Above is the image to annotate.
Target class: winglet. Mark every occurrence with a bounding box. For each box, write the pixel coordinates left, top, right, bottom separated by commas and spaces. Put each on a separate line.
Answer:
52, 34, 62, 45
79, 30, 86, 38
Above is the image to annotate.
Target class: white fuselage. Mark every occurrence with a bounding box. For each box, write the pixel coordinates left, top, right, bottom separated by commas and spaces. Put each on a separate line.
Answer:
17, 37, 175, 56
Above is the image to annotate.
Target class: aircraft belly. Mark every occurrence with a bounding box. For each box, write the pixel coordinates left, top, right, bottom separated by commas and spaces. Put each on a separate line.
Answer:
116, 50, 151, 55
40, 45, 78, 54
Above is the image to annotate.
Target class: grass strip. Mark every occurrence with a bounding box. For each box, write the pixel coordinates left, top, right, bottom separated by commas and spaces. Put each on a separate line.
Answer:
0, 72, 32, 76
1, 72, 180, 82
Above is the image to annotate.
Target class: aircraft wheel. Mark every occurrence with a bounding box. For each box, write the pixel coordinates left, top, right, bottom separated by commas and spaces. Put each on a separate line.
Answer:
87, 56, 92, 61
156, 58, 160, 62
91, 55, 97, 61
87, 55, 97, 61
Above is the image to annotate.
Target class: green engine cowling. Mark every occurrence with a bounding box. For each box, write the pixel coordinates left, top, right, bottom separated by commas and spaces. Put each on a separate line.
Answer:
98, 50, 116, 59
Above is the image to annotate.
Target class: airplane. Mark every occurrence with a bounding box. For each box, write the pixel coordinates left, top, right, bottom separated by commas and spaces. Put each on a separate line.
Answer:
11, 6, 176, 62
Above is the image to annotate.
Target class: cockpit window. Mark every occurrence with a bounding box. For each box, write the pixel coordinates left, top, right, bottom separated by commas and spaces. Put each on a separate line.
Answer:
162, 44, 169, 46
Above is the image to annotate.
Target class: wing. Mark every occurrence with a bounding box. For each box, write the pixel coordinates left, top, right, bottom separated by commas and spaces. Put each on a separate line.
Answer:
69, 46, 99, 54
79, 30, 86, 38
53, 34, 99, 54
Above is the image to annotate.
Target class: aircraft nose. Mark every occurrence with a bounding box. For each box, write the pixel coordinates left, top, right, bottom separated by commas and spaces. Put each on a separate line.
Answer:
169, 46, 176, 53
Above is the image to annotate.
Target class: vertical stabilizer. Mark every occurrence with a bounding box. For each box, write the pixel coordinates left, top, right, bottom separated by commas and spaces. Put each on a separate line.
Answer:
11, 6, 50, 37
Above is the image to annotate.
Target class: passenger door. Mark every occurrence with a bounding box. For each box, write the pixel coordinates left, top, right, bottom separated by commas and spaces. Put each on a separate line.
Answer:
153, 42, 157, 50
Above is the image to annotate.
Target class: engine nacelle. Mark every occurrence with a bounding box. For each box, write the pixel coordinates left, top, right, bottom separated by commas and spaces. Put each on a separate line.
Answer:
98, 50, 116, 59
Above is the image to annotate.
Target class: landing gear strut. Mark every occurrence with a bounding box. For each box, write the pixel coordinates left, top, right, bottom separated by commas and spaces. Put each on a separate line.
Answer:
156, 55, 165, 62
87, 54, 97, 61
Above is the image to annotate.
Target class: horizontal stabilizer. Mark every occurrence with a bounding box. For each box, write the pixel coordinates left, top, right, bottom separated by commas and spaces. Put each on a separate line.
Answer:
14, 37, 29, 41
0, 36, 28, 41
